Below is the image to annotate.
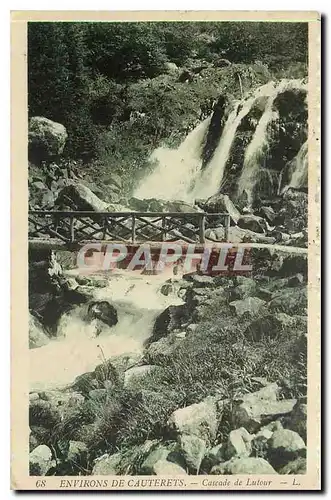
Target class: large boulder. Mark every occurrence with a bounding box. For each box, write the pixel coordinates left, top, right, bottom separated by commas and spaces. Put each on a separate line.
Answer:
203, 194, 241, 225
29, 313, 50, 348
167, 397, 218, 445
29, 445, 55, 475
152, 304, 188, 342
211, 457, 277, 475
87, 301, 118, 328
55, 182, 110, 211
140, 445, 171, 474
237, 214, 267, 233
179, 434, 206, 473
267, 429, 306, 469
29, 116, 68, 161
152, 460, 187, 475
233, 383, 296, 433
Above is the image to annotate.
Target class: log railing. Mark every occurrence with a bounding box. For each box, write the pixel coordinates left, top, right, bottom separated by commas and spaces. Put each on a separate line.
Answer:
28, 211, 231, 245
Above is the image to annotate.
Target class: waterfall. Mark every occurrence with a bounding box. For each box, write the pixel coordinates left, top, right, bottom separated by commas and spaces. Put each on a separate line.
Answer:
134, 79, 307, 205
237, 79, 307, 205
134, 117, 211, 201
279, 141, 308, 194
30, 269, 183, 391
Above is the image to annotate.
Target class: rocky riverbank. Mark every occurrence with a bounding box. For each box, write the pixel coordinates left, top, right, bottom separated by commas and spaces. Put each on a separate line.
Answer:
29, 247, 307, 476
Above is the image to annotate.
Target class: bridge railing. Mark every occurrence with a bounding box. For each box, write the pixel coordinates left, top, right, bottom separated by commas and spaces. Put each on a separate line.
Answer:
28, 210, 231, 245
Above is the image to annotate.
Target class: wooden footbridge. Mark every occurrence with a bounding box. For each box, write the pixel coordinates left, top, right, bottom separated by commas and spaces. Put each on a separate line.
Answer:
28, 210, 231, 249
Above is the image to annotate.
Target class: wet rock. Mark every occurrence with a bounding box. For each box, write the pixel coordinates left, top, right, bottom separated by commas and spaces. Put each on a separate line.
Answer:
29, 116, 68, 161
124, 365, 160, 389
229, 297, 266, 317
267, 429, 306, 469
29, 313, 50, 348
203, 194, 241, 225
233, 383, 296, 433
237, 214, 267, 233
92, 453, 122, 475
152, 304, 188, 341
279, 457, 306, 474
29, 445, 54, 475
179, 434, 206, 473
152, 460, 187, 475
211, 457, 277, 475
268, 287, 307, 315
167, 397, 218, 445
87, 301, 118, 328
223, 428, 253, 460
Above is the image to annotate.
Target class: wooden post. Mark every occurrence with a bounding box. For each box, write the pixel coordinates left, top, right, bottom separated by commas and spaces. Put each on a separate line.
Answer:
199, 214, 206, 243
131, 214, 136, 243
162, 215, 167, 241
224, 214, 230, 242
69, 216, 75, 243
102, 216, 108, 240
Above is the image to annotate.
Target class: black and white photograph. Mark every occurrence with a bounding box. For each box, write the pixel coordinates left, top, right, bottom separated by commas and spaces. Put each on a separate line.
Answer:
10, 11, 321, 490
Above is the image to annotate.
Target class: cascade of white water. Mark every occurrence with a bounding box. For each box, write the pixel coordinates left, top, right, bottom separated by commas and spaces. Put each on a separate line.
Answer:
30, 269, 183, 391
280, 140, 308, 193
134, 117, 211, 201
237, 79, 307, 205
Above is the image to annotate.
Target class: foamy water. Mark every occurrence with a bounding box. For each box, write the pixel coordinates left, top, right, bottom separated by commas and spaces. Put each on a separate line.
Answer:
30, 269, 183, 391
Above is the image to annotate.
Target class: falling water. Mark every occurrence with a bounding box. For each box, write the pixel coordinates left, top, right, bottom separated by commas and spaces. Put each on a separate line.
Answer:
135, 79, 307, 204
134, 117, 211, 201
279, 140, 308, 194
30, 269, 183, 391
237, 79, 307, 205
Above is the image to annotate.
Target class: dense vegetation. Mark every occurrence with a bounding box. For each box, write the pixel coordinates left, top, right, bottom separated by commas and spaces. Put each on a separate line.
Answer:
28, 21, 308, 180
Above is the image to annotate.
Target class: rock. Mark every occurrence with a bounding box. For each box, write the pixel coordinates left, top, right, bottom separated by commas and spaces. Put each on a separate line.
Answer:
29, 399, 61, 428
124, 365, 160, 389
164, 62, 179, 73
29, 313, 50, 348
287, 273, 304, 287
167, 397, 218, 445
256, 288, 273, 301
152, 304, 188, 341
67, 441, 88, 463
211, 457, 277, 475
223, 428, 253, 460
187, 323, 198, 334
268, 287, 307, 315
75, 275, 108, 288
244, 313, 305, 342
259, 206, 276, 224
92, 453, 122, 475
141, 446, 171, 474
279, 457, 306, 474
279, 254, 308, 278
230, 277, 256, 300
160, 282, 175, 296
87, 301, 118, 328
267, 429, 306, 469
237, 214, 267, 233
152, 460, 187, 475
229, 297, 266, 317
145, 336, 178, 364
285, 402, 307, 442
29, 116, 68, 160
203, 194, 241, 225
233, 384, 296, 433
200, 443, 224, 472
55, 182, 110, 212
29, 445, 54, 475
179, 435, 206, 473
